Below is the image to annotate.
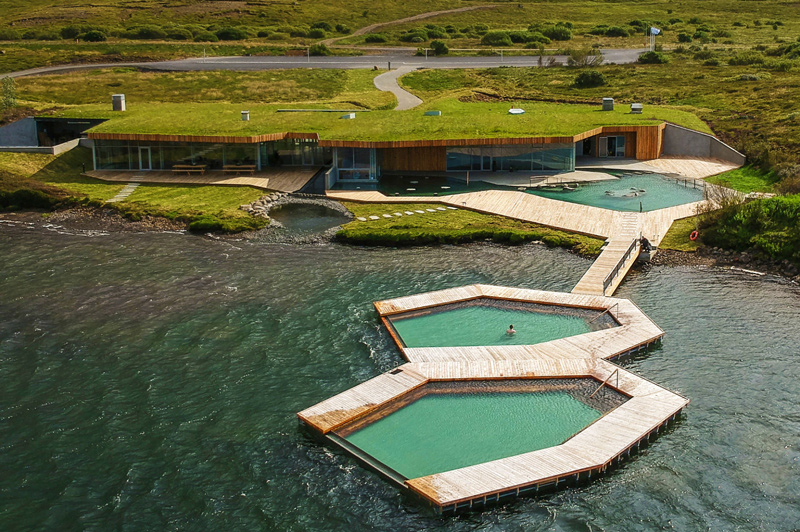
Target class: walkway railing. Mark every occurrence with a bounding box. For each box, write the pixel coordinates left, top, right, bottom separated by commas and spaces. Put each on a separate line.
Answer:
602, 238, 640, 296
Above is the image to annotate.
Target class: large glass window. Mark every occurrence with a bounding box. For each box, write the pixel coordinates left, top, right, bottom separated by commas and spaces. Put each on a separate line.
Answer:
446, 144, 575, 173
335, 147, 375, 180
95, 140, 132, 170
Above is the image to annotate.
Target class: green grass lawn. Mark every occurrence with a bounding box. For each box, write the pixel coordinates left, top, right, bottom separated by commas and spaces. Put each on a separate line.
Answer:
706, 165, 778, 193
659, 216, 700, 252
16, 68, 395, 109
66, 97, 708, 140
339, 202, 604, 253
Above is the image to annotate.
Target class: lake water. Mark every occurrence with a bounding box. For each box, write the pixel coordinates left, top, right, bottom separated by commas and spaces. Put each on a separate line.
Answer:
1, 219, 799, 531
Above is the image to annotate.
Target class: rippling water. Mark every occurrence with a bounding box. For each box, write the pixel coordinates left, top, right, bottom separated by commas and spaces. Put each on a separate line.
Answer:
1, 221, 799, 531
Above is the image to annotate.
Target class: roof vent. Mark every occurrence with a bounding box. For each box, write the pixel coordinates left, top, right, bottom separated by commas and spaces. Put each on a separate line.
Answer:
508, 108, 525, 115
112, 94, 126, 112
630, 103, 643, 114
241, 110, 250, 121
602, 98, 614, 111
340, 112, 356, 120
424, 110, 441, 116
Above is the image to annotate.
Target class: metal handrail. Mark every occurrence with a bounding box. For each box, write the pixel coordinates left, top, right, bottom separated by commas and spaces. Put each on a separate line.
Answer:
602, 238, 640, 295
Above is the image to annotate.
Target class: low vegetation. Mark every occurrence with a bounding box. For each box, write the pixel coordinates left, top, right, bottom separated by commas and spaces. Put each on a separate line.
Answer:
0, 148, 267, 232
659, 217, 700, 252
337, 202, 604, 254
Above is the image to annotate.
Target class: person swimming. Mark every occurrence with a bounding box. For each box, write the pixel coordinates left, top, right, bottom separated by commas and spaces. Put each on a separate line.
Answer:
506, 324, 516, 335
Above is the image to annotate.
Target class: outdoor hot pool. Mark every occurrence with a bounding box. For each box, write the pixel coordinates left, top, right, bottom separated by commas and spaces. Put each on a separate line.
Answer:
528, 173, 705, 212
386, 299, 617, 348
337, 380, 627, 479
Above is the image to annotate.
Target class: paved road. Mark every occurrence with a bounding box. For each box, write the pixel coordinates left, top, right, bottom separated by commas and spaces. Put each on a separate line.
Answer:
7, 49, 646, 78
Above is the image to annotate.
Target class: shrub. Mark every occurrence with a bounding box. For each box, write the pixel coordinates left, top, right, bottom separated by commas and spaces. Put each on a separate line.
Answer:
425, 26, 447, 39
729, 51, 765, 65
167, 28, 194, 41
713, 29, 732, 38
216, 27, 248, 40
481, 31, 513, 46
400, 30, 429, 43
431, 40, 449, 55
693, 31, 709, 41
194, 31, 219, 42
311, 21, 333, 32
307, 28, 326, 39
473, 24, 489, 35
81, 30, 107, 42
128, 25, 168, 39
542, 235, 562, 247
542, 25, 572, 41
60, 25, 81, 39
573, 70, 606, 87
689, 16, 703, 24
604, 26, 631, 37
257, 30, 271, 38
678, 33, 693, 43
365, 33, 388, 43
525, 32, 550, 44
704, 58, 720, 66
733, 21, 745, 27
0, 189, 58, 210
335, 24, 351, 34
309, 43, 331, 56
33, 31, 61, 41
638, 51, 669, 64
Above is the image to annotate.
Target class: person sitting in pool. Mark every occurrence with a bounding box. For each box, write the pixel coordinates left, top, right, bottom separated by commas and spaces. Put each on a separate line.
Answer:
506, 324, 516, 335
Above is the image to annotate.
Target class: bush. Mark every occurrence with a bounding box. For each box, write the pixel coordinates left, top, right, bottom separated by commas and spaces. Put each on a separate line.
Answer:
309, 43, 331, 56
123, 25, 167, 39
431, 40, 449, 55
307, 28, 326, 39
542, 26, 572, 41
573, 70, 606, 88
365, 33, 388, 43
400, 30, 429, 43
335, 24, 351, 34
473, 24, 489, 35
194, 31, 219, 42
541, 235, 562, 247
481, 31, 513, 47
728, 51, 765, 65
81, 30, 107, 42
60, 25, 81, 39
311, 21, 333, 32
215, 27, 248, 40
604, 26, 631, 37
257, 30, 271, 38
167, 28, 194, 41
678, 33, 693, 43
638, 51, 669, 64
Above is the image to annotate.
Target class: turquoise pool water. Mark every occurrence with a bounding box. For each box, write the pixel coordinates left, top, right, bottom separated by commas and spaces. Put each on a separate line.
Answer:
344, 391, 602, 479
389, 302, 601, 348
528, 174, 704, 212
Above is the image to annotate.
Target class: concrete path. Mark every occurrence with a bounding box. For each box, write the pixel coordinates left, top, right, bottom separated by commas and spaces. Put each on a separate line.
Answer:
373, 66, 423, 110
106, 182, 139, 203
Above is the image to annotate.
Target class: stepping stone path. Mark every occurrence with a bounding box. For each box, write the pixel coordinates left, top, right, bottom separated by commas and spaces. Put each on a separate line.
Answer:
354, 206, 459, 222
106, 182, 139, 203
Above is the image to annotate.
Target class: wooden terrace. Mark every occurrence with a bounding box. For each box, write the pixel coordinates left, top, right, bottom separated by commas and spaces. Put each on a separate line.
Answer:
85, 166, 320, 193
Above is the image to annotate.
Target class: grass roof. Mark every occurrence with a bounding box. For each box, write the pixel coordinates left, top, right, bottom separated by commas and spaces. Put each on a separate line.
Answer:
63, 98, 712, 141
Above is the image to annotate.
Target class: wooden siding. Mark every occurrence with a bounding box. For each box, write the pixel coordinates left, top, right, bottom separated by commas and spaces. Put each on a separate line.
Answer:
89, 125, 666, 159
382, 147, 447, 172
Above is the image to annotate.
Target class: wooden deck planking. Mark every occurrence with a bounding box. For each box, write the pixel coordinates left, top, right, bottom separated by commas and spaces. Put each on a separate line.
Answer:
642, 157, 740, 179
86, 167, 319, 193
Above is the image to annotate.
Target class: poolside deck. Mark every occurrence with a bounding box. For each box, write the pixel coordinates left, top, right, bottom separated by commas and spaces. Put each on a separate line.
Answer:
329, 188, 705, 296
85, 167, 320, 192
298, 284, 686, 511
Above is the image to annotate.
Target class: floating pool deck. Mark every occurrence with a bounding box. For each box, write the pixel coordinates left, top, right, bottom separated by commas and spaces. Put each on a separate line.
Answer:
298, 284, 688, 512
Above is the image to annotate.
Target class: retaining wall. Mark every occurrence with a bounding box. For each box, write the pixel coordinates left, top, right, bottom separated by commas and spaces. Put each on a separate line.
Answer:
662, 123, 745, 165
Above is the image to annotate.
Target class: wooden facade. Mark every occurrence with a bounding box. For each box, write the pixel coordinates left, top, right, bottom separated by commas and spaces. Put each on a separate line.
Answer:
381, 147, 447, 172
88, 125, 666, 161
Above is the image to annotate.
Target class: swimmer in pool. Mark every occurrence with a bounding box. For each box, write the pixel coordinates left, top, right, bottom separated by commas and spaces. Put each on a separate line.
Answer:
506, 324, 516, 335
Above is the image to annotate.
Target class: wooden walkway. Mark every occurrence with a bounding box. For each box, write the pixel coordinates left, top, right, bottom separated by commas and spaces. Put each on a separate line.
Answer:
329, 189, 706, 296
86, 167, 320, 192
298, 284, 687, 511
642, 156, 739, 179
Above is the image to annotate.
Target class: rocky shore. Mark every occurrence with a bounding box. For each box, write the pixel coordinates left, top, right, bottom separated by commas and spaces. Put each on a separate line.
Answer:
651, 247, 800, 284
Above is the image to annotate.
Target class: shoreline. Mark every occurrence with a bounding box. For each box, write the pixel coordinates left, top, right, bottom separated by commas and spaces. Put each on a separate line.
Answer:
3, 206, 799, 285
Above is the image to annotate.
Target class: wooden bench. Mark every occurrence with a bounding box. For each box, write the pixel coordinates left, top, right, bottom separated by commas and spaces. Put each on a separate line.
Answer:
223, 164, 257, 175
172, 164, 207, 175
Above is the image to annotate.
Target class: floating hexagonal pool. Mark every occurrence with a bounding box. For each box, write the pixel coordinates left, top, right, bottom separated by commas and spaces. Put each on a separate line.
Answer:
299, 285, 689, 513
385, 299, 618, 348
335, 379, 627, 480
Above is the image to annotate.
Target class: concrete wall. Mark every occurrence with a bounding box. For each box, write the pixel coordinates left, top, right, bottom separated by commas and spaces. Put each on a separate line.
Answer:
0, 138, 80, 155
0, 117, 37, 146
662, 123, 746, 165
